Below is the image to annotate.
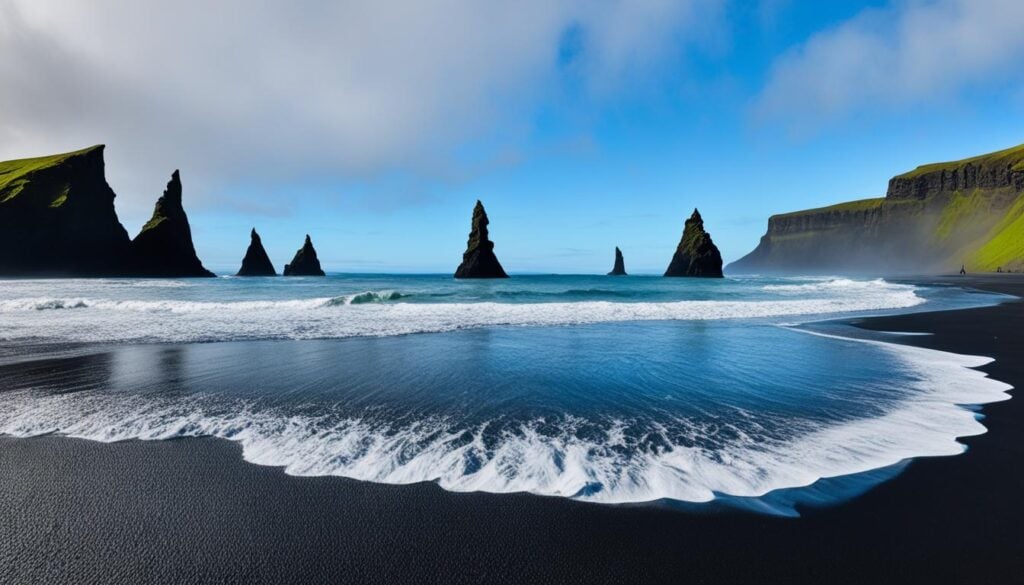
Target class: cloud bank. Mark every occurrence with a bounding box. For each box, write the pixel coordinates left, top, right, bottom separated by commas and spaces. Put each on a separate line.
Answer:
755, 0, 1024, 132
0, 0, 721, 214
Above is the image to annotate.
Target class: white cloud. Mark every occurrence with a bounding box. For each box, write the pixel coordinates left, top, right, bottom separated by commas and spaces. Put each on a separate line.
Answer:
0, 0, 721, 218
754, 0, 1024, 132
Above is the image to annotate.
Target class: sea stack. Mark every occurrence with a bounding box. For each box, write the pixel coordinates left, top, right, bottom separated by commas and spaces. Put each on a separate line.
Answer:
454, 200, 508, 279
130, 170, 215, 277
0, 145, 132, 276
283, 234, 325, 276
236, 228, 277, 276
664, 209, 724, 278
608, 246, 627, 276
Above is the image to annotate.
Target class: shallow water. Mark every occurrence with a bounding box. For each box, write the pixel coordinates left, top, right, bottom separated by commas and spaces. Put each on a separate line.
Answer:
0, 275, 1012, 511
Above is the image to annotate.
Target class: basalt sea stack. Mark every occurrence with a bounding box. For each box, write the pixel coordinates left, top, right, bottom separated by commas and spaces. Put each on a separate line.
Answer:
664, 209, 724, 277
130, 170, 215, 277
454, 200, 508, 279
236, 228, 277, 276
608, 246, 627, 275
0, 145, 131, 275
283, 234, 325, 276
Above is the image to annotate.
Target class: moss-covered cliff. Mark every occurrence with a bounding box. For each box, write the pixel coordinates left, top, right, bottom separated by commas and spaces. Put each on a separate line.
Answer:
0, 145, 131, 275
730, 143, 1024, 274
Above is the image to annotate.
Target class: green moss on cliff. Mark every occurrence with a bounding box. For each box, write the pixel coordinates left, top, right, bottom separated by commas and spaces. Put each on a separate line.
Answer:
969, 195, 1024, 270
774, 197, 885, 219
897, 143, 1024, 179
0, 146, 103, 202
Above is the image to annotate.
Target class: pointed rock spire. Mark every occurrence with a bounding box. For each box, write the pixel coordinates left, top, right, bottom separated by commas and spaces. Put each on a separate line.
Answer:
283, 234, 325, 276
664, 208, 723, 277
608, 246, 627, 276
454, 200, 508, 279
236, 228, 277, 276
130, 170, 215, 277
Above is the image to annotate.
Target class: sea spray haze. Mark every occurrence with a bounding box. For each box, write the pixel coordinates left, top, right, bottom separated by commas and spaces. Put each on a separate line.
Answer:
0, 275, 1010, 508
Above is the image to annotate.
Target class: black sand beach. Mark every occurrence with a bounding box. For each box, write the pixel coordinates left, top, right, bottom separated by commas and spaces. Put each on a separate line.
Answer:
2, 275, 1023, 584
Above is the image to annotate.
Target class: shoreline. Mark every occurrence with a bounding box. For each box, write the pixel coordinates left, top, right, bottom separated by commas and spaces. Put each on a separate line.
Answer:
2, 275, 1023, 583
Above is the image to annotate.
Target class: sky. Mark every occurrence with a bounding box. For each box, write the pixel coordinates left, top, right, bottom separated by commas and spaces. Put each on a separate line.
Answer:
2, 0, 1024, 274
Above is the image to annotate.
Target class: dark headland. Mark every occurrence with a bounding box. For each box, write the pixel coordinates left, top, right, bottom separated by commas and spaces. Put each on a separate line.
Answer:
2, 275, 1021, 584
454, 200, 508, 279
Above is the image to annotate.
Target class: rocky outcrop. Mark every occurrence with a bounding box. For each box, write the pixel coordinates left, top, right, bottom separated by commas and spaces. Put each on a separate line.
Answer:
236, 228, 277, 276
283, 234, 325, 276
608, 246, 627, 275
730, 143, 1024, 274
454, 200, 508, 279
130, 170, 215, 277
0, 145, 132, 275
664, 209, 723, 277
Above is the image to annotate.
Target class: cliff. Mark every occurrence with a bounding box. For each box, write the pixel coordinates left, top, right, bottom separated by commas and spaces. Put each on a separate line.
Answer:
454, 200, 508, 279
664, 209, 724, 277
236, 228, 277, 276
283, 234, 325, 276
130, 170, 215, 277
608, 246, 627, 276
0, 145, 131, 275
730, 143, 1024, 274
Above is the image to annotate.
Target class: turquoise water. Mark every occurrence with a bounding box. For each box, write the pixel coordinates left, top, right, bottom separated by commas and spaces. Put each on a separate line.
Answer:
0, 275, 1012, 511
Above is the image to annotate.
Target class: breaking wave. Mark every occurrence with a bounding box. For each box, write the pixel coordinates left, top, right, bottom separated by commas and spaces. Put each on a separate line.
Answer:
0, 281, 924, 343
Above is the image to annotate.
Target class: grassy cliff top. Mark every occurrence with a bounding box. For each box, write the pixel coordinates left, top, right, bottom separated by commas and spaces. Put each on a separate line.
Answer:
896, 142, 1024, 180
0, 145, 104, 201
773, 197, 886, 220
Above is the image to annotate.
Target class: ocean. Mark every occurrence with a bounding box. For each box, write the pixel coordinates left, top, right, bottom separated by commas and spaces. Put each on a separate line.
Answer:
0, 274, 1012, 513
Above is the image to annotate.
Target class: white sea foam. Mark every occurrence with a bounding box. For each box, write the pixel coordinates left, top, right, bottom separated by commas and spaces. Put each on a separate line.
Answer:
0, 336, 1010, 505
0, 281, 924, 343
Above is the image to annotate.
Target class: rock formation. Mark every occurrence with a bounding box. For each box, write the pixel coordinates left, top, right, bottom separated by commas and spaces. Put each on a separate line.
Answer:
283, 234, 325, 276
454, 200, 508, 279
0, 145, 132, 275
130, 170, 215, 277
729, 142, 1024, 274
664, 209, 724, 277
608, 246, 627, 275
236, 228, 277, 276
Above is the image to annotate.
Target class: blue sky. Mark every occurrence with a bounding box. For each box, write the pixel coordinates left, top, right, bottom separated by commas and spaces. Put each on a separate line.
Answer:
2, 0, 1023, 273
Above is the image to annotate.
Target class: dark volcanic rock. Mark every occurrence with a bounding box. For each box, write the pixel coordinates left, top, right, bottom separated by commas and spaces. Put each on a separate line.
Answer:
283, 234, 325, 276
0, 145, 131, 276
664, 209, 724, 278
236, 228, 277, 276
130, 170, 215, 277
454, 200, 508, 279
608, 246, 627, 275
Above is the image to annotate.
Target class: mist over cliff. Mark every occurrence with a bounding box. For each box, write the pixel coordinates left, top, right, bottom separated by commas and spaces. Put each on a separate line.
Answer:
729, 143, 1024, 275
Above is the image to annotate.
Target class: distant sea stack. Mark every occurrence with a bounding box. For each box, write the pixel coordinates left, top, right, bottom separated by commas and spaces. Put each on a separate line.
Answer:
454, 200, 508, 279
729, 143, 1024, 274
608, 246, 627, 275
0, 145, 131, 276
664, 209, 724, 277
236, 228, 277, 276
130, 170, 215, 277
283, 234, 325, 276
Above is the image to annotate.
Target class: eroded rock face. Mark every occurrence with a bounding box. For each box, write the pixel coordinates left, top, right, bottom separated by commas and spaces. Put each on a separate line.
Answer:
130, 170, 215, 277
664, 209, 723, 278
454, 200, 508, 279
0, 145, 132, 275
729, 143, 1024, 274
236, 228, 277, 276
283, 234, 325, 276
608, 246, 627, 275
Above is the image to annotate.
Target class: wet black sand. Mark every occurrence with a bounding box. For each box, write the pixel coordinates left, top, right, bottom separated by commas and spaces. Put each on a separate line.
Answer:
1, 275, 1022, 584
